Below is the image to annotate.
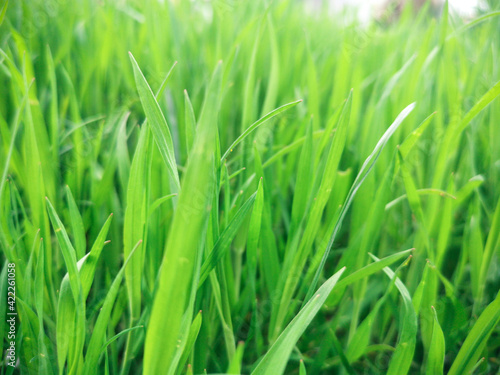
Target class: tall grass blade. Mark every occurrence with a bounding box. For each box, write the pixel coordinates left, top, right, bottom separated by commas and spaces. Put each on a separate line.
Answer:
143, 62, 222, 375
252, 267, 345, 375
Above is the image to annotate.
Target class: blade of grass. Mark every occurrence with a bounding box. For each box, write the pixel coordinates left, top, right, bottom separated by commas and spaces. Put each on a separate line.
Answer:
65, 185, 86, 259
304, 102, 416, 304
221, 100, 302, 162
425, 306, 445, 375
448, 291, 500, 375
177, 310, 203, 375
252, 267, 346, 375
370, 254, 417, 375
82, 240, 142, 375
129, 52, 180, 190
198, 190, 257, 286
143, 61, 222, 375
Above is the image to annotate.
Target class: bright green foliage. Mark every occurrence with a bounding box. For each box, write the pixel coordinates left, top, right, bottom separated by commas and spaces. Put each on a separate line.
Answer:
0, 1, 499, 374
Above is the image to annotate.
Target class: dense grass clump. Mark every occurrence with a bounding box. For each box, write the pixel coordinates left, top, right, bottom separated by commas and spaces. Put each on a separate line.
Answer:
0, 0, 499, 374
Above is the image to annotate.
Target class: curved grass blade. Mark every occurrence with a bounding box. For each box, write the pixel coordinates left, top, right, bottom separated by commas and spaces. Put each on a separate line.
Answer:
346, 265, 401, 362
251, 267, 345, 375
425, 306, 445, 375
80, 214, 113, 298
149, 193, 177, 215
45, 197, 81, 299
370, 254, 417, 375
0, 80, 30, 212
46, 197, 85, 375
0, 0, 8, 25
262, 130, 325, 169
56, 214, 112, 373
271, 90, 353, 340
129, 52, 180, 190
448, 291, 500, 375
46, 197, 86, 375
449, 11, 500, 40
227, 341, 245, 374
82, 240, 142, 375
56, 265, 79, 375
143, 61, 222, 375
123, 126, 149, 322
396, 111, 435, 170
156, 60, 178, 99
247, 179, 264, 305
385, 189, 455, 211
303, 102, 416, 304
198, 190, 257, 286
100, 325, 145, 354
221, 100, 302, 162
177, 311, 203, 375
325, 248, 414, 307
456, 79, 500, 135
65, 185, 86, 259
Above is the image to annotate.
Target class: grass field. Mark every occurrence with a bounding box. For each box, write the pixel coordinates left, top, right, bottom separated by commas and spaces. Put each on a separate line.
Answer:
1, 0, 500, 374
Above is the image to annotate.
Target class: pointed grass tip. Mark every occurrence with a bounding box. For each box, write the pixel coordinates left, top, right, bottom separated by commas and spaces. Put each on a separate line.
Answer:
403, 254, 413, 266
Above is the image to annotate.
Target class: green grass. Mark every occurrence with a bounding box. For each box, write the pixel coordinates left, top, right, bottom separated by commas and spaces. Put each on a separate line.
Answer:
0, 0, 500, 374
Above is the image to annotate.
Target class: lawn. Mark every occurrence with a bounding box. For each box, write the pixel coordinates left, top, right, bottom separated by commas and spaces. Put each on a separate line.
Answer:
0, 0, 499, 374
